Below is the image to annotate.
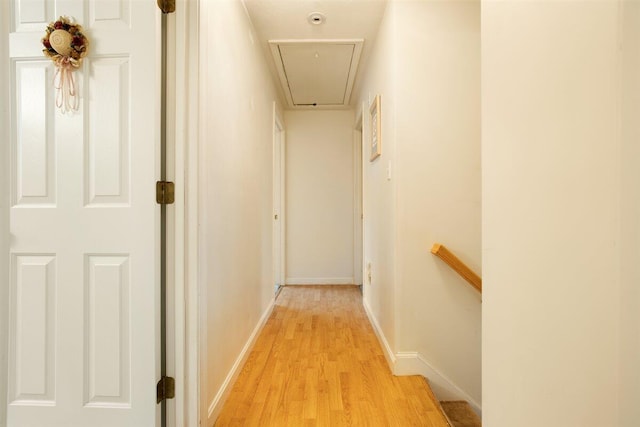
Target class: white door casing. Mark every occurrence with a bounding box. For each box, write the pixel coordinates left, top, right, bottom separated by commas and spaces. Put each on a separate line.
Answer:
353, 127, 363, 286
353, 111, 364, 287
272, 107, 285, 291
1, 0, 11, 424
170, 0, 201, 424
7, 0, 160, 426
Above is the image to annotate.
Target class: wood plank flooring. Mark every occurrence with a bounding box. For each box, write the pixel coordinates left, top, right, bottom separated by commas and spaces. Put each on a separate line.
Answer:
214, 285, 450, 426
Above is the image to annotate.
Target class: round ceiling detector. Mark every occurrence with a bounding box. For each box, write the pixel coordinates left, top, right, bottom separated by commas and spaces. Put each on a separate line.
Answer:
308, 12, 326, 25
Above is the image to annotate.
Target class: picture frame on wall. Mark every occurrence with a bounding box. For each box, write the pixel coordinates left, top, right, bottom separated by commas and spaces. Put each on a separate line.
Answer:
370, 95, 381, 161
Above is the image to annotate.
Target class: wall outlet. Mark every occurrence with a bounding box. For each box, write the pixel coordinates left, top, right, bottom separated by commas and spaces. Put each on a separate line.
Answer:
366, 262, 372, 284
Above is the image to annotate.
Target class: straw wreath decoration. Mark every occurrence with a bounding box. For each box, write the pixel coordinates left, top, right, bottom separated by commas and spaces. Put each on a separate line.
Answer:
42, 16, 89, 113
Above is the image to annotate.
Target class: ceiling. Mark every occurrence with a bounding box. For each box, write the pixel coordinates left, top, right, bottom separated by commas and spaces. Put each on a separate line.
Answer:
243, 0, 388, 109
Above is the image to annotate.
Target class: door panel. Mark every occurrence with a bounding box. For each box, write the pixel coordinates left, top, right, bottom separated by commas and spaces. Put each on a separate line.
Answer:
9, 254, 56, 404
84, 254, 130, 407
13, 60, 55, 207
86, 56, 130, 206
7, 0, 160, 425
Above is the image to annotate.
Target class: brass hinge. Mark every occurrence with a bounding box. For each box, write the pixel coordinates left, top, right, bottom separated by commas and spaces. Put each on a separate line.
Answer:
157, 376, 175, 403
156, 181, 175, 205
157, 0, 176, 13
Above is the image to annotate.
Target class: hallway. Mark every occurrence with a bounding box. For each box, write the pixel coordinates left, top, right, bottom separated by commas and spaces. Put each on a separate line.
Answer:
214, 286, 449, 426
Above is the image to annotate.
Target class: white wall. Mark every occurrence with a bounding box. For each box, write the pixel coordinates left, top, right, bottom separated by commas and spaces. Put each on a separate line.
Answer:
395, 0, 481, 405
354, 0, 398, 353
482, 2, 622, 425
198, 0, 283, 423
284, 110, 355, 285
355, 0, 481, 407
620, 1, 640, 425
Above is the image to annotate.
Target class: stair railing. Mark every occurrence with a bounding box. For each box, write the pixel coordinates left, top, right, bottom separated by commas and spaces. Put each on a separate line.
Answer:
431, 243, 481, 293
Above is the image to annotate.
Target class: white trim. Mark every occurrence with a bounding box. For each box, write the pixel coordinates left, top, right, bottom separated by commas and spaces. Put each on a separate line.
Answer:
165, 9, 178, 427
207, 298, 276, 421
285, 277, 355, 285
272, 104, 286, 292
395, 352, 482, 416
362, 299, 396, 369
352, 121, 363, 286
360, 100, 369, 294
0, 0, 10, 424
355, 109, 363, 132
362, 300, 481, 416
174, 0, 200, 425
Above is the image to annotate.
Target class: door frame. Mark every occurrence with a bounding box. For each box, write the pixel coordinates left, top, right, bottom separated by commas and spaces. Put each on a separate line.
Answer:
272, 105, 286, 294
171, 0, 200, 425
1, 0, 10, 423
354, 112, 364, 287
0, 0, 199, 424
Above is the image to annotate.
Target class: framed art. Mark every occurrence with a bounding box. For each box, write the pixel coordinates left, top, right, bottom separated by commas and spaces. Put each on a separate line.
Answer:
369, 95, 381, 161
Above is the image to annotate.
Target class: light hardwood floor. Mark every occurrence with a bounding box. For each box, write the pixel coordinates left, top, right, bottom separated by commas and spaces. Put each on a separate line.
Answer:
214, 285, 450, 426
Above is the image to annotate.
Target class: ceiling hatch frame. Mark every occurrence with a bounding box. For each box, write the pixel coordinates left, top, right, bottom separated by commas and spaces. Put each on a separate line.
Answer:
269, 39, 364, 108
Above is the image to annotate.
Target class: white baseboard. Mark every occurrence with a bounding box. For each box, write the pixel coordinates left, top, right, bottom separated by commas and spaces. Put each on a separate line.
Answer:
362, 299, 396, 370
207, 297, 276, 422
362, 300, 481, 417
285, 277, 355, 285
395, 352, 481, 416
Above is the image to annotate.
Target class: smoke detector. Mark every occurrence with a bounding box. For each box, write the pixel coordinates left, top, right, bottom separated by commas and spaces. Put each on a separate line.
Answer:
307, 12, 326, 25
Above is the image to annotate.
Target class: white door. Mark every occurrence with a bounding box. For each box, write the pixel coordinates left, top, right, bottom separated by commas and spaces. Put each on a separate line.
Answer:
273, 111, 285, 292
7, 0, 160, 426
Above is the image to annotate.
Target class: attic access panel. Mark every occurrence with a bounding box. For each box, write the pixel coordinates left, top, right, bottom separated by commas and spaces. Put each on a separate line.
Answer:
269, 40, 364, 108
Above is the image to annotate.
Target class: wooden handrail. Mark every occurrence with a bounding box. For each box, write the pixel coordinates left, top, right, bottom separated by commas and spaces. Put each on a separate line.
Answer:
431, 243, 481, 293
